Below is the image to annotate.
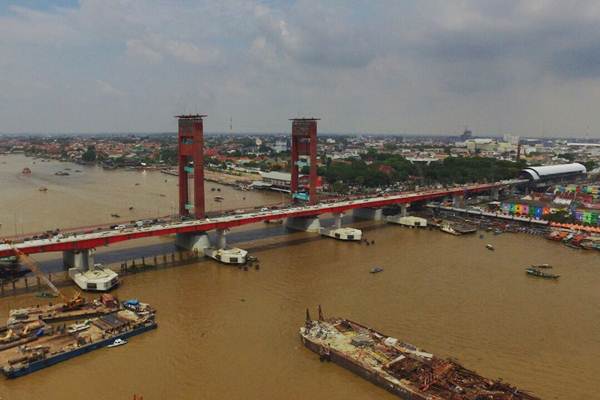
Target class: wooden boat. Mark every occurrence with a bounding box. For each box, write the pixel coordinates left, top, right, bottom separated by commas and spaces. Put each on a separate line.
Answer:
525, 267, 559, 279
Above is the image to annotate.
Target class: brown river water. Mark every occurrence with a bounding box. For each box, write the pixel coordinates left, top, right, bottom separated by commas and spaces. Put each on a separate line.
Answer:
1, 154, 599, 400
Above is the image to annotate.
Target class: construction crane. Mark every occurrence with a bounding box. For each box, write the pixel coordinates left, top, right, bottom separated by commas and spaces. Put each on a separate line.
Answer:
10, 245, 83, 309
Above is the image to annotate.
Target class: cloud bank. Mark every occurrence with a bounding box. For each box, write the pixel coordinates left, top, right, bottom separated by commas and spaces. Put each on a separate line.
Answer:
1, 0, 600, 136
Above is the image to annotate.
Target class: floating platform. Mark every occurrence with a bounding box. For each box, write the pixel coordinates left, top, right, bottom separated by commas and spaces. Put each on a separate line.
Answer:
0, 295, 156, 378
320, 227, 362, 241
300, 309, 540, 400
386, 216, 427, 227
68, 264, 119, 292
205, 247, 248, 264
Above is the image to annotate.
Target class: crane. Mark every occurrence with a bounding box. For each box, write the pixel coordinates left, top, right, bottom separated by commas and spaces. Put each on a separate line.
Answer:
10, 245, 83, 308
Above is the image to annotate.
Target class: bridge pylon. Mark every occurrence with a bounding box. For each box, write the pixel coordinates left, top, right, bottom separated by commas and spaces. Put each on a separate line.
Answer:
176, 114, 206, 219
290, 118, 319, 205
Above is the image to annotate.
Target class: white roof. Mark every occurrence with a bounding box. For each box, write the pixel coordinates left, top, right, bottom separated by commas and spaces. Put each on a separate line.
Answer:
521, 163, 586, 181
260, 171, 292, 181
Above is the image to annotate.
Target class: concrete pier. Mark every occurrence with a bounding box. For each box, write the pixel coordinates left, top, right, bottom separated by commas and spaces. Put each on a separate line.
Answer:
285, 216, 321, 232
352, 207, 383, 221
63, 248, 95, 270
215, 228, 227, 249
400, 203, 410, 217
175, 232, 211, 255
452, 195, 465, 208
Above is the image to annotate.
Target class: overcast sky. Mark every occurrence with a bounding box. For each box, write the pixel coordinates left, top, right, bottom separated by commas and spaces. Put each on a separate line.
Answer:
2, 0, 600, 137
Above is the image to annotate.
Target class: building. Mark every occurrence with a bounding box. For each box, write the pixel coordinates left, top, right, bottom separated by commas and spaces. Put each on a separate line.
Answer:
253, 171, 322, 194
519, 163, 587, 184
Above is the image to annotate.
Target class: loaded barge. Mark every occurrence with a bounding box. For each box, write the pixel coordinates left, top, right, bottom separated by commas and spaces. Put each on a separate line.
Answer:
0, 294, 156, 378
300, 307, 539, 400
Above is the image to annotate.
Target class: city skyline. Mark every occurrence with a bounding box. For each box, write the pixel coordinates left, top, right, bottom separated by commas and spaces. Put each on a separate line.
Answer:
3, 1, 600, 137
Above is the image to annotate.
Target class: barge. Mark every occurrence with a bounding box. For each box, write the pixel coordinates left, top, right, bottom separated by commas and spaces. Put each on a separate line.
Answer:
0, 294, 156, 378
299, 307, 540, 400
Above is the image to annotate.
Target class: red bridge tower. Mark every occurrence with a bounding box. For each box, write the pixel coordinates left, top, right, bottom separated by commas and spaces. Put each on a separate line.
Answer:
177, 114, 206, 219
290, 118, 319, 204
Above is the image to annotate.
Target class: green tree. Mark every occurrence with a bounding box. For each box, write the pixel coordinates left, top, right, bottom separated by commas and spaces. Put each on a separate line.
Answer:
82, 146, 96, 162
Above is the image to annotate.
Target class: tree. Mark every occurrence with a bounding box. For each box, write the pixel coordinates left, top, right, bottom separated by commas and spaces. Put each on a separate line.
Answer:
82, 146, 96, 162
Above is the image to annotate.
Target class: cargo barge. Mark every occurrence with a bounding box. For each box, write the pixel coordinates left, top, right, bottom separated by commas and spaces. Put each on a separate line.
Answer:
0, 295, 156, 378
299, 307, 540, 400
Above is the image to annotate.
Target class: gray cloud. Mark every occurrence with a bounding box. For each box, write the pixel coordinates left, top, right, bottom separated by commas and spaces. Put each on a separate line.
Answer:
2, 0, 600, 136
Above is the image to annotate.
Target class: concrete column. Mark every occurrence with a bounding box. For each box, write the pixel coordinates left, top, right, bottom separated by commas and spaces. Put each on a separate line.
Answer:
63, 248, 95, 271
333, 213, 343, 229
175, 232, 211, 255
352, 208, 383, 221
452, 195, 464, 208
400, 203, 410, 217
285, 216, 322, 232
216, 229, 227, 249
491, 188, 500, 201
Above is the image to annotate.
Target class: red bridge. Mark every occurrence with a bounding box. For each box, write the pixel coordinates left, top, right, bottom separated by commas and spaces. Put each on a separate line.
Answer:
0, 180, 523, 258
0, 116, 526, 260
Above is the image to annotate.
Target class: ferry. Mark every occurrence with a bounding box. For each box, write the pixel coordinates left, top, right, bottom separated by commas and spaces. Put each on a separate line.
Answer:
300, 308, 540, 400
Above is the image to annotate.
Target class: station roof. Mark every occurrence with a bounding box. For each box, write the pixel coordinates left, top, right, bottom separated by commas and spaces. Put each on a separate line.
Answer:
520, 163, 587, 181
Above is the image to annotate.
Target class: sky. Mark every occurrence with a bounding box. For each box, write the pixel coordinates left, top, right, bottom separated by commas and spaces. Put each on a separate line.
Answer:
2, 0, 600, 137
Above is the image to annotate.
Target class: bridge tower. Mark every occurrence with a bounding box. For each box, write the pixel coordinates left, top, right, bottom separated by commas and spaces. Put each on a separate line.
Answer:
290, 118, 319, 204
177, 114, 206, 219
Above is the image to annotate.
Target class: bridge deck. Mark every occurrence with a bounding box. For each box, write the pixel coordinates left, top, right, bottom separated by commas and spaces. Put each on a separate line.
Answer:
0, 180, 525, 257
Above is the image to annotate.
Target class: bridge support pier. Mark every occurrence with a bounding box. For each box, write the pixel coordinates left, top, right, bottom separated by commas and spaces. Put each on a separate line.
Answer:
452, 195, 465, 208
353, 208, 383, 221
333, 213, 343, 229
490, 188, 500, 201
175, 232, 211, 255
285, 216, 321, 232
63, 248, 95, 270
215, 229, 227, 249
400, 203, 410, 217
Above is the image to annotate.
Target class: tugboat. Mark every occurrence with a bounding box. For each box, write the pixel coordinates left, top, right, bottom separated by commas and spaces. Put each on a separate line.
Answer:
525, 267, 560, 279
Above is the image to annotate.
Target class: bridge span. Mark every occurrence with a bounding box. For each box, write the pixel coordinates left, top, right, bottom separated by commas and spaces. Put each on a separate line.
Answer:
0, 179, 525, 258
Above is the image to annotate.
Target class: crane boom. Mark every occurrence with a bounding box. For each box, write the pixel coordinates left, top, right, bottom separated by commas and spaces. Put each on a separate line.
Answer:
10, 246, 66, 301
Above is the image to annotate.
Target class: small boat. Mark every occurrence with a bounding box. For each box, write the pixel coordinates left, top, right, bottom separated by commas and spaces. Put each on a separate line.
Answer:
67, 321, 90, 334
38, 187, 48, 192
108, 338, 128, 348
370, 267, 384, 274
22, 167, 32, 175
129, 206, 134, 210
214, 196, 224, 202
531, 263, 552, 269
111, 213, 120, 218
486, 244, 494, 251
525, 267, 560, 279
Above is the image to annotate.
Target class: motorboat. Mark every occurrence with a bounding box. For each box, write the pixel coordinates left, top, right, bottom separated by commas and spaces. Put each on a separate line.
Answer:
67, 321, 90, 334
107, 338, 127, 348
525, 268, 560, 279
486, 244, 494, 251
370, 267, 384, 274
